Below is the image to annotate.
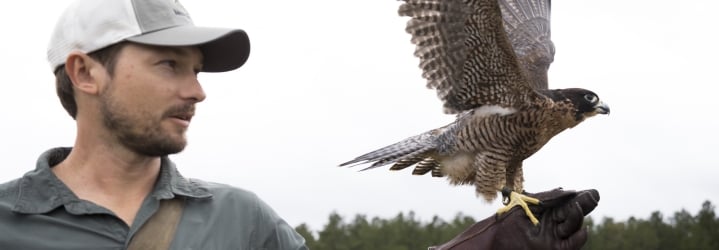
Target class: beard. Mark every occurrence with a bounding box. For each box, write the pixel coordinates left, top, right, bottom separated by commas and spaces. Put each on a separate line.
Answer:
99, 84, 192, 157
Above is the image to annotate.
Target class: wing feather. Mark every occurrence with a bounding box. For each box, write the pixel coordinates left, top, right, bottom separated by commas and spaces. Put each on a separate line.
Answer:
400, 0, 544, 114
499, 0, 554, 90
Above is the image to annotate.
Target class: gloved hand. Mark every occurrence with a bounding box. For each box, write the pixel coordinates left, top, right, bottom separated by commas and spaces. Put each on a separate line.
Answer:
429, 188, 600, 250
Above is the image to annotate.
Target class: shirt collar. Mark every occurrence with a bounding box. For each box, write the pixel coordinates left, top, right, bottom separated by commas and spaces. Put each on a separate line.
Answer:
12, 147, 212, 214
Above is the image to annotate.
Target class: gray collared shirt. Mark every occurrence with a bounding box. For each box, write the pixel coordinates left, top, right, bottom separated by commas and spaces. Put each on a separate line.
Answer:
0, 148, 307, 250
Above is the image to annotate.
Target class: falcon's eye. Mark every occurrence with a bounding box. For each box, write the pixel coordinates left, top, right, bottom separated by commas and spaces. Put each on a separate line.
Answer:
583, 94, 597, 103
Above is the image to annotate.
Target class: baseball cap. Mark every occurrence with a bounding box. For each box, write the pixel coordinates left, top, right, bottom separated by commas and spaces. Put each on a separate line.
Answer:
47, 0, 250, 73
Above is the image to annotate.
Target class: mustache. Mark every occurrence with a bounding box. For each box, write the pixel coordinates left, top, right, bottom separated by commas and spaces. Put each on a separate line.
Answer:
163, 104, 195, 118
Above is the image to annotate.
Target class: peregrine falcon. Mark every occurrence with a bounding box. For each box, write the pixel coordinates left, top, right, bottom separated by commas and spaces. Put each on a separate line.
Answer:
340, 0, 609, 225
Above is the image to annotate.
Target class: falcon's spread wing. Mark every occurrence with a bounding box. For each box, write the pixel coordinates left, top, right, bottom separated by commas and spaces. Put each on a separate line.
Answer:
499, 0, 554, 90
399, 0, 550, 114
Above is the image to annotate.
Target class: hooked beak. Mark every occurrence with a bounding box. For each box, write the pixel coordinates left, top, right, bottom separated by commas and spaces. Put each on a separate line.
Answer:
594, 101, 610, 115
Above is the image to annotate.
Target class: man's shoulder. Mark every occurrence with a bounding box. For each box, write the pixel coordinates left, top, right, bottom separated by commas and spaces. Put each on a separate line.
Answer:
183, 178, 284, 222
187, 178, 261, 204
0, 178, 21, 198
180, 179, 307, 249
0, 178, 22, 210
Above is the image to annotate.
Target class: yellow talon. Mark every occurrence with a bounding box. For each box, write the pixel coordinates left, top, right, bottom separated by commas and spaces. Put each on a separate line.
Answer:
497, 191, 541, 225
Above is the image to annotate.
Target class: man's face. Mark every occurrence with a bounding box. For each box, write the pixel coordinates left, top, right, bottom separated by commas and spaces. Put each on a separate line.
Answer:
98, 43, 205, 156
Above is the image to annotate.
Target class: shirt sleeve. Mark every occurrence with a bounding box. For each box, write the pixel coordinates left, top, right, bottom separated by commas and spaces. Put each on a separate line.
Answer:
252, 194, 308, 250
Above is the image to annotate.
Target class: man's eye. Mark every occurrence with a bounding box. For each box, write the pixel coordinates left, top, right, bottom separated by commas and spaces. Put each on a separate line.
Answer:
159, 60, 177, 68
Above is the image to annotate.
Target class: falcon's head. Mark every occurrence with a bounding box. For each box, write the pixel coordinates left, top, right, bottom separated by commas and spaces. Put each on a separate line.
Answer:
556, 88, 610, 121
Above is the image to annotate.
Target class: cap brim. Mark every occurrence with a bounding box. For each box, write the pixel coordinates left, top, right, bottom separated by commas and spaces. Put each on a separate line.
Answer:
125, 26, 250, 72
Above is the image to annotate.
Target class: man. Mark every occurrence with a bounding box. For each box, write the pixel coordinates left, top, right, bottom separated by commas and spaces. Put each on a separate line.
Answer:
0, 0, 307, 249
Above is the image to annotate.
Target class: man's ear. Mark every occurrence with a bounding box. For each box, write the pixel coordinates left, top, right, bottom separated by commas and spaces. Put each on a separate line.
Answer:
65, 52, 105, 95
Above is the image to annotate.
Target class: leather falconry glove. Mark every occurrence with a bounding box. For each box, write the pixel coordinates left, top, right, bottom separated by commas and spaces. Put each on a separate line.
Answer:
429, 188, 600, 250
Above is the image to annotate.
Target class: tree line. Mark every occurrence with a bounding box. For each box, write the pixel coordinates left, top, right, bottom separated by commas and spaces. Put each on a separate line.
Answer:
294, 200, 718, 250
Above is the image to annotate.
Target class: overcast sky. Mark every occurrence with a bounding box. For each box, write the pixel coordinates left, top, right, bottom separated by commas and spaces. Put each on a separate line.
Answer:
2, 0, 718, 231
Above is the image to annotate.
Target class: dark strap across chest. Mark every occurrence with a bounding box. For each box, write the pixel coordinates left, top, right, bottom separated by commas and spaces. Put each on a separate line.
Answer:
127, 198, 185, 250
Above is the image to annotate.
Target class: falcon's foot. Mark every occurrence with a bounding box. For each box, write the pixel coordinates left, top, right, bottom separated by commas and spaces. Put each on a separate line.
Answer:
497, 188, 541, 225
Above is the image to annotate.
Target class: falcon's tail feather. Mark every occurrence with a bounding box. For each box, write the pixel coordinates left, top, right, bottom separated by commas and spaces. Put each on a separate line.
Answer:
339, 130, 439, 172
392, 157, 444, 177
